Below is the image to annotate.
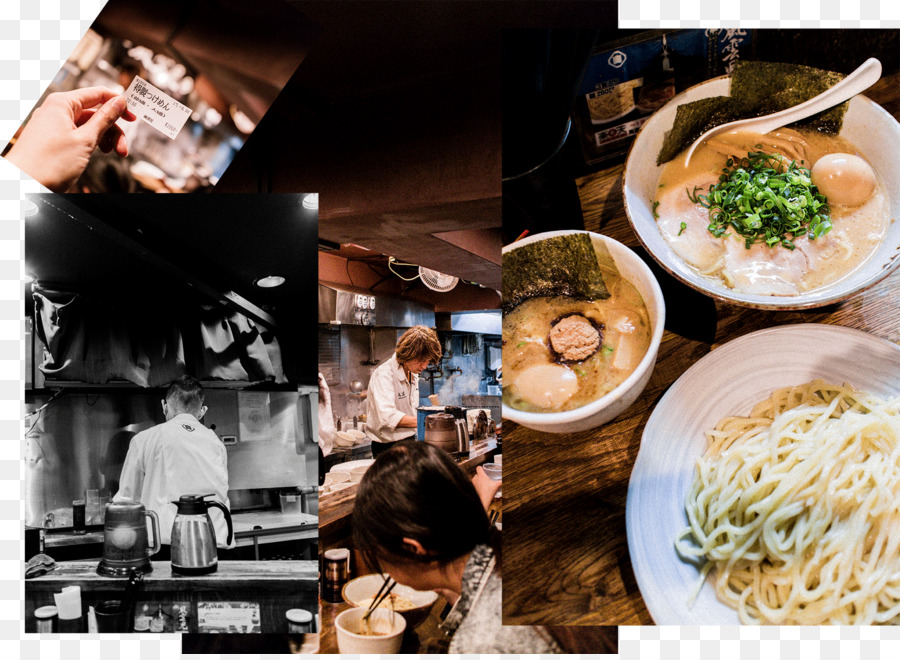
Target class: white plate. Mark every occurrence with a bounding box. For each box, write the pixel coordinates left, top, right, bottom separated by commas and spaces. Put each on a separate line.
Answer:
329, 459, 375, 474
625, 323, 900, 624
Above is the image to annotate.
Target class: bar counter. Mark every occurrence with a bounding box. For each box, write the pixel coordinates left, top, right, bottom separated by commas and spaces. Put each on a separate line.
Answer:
25, 560, 318, 633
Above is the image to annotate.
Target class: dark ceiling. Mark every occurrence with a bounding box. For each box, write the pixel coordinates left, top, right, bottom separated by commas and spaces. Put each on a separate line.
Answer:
213, 1, 617, 302
25, 193, 318, 383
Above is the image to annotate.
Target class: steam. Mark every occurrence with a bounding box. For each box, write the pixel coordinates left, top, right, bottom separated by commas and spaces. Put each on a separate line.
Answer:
434, 372, 481, 406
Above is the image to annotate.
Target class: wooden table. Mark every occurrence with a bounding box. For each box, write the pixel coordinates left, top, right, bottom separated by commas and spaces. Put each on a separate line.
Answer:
502, 74, 900, 626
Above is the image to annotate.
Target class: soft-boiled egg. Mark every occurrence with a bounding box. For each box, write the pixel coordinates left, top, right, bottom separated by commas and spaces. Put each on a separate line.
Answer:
810, 153, 876, 207
514, 364, 578, 409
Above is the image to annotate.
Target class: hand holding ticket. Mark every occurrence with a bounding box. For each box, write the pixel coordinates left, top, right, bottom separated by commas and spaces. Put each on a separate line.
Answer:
124, 75, 193, 140
4, 86, 137, 192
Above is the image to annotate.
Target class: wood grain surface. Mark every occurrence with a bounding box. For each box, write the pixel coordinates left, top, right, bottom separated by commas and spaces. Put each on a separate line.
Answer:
502, 73, 900, 626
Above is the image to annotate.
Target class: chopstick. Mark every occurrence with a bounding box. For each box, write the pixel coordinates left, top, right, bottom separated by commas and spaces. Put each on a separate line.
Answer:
363, 575, 396, 621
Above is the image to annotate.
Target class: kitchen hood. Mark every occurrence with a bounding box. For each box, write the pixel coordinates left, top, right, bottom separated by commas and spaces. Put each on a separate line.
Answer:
318, 284, 435, 328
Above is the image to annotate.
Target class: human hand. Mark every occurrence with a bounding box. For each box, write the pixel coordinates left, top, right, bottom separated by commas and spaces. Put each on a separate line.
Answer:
472, 465, 502, 511
5, 87, 137, 192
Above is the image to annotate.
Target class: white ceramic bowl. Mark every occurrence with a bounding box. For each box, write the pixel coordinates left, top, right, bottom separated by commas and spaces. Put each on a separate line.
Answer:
329, 471, 351, 485
348, 465, 369, 483
345, 428, 366, 440
335, 431, 356, 447
502, 230, 666, 434
623, 76, 900, 310
341, 573, 438, 630
334, 606, 406, 653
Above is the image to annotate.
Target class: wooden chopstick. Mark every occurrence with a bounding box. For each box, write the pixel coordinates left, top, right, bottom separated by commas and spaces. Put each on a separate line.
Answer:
370, 579, 397, 614
363, 575, 395, 621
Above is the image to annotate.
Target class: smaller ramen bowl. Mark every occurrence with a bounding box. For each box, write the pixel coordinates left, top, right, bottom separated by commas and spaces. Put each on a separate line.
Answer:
342, 573, 439, 630
335, 606, 406, 654
623, 76, 900, 310
502, 230, 666, 434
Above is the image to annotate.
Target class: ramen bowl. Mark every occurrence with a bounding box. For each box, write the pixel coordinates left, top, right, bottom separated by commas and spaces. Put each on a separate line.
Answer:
342, 573, 439, 630
334, 606, 406, 653
623, 76, 900, 310
502, 231, 666, 434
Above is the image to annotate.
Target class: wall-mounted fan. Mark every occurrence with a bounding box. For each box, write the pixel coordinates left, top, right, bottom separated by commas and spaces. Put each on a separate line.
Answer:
418, 267, 459, 292
387, 257, 459, 292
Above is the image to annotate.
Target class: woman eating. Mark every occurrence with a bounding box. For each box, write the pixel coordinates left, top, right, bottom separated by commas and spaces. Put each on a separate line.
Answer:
352, 440, 560, 653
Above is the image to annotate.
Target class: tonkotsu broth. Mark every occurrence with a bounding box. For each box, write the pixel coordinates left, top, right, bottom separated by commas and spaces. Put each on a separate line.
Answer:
503, 240, 651, 413
654, 128, 889, 295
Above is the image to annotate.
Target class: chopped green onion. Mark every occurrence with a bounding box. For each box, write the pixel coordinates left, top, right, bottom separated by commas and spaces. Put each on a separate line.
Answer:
602, 345, 614, 355
574, 367, 586, 377
652, 200, 660, 219
686, 150, 831, 250
678, 221, 687, 236
516, 341, 527, 348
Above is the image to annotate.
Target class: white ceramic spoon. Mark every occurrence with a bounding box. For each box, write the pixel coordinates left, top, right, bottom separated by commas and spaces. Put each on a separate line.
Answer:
683, 57, 882, 167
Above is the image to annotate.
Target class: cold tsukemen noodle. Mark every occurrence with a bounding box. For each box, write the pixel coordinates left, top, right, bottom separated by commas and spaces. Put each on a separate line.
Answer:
675, 380, 900, 625
503, 235, 652, 413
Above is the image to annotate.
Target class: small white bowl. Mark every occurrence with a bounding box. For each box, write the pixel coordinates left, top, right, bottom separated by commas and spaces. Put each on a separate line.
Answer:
345, 428, 366, 440
349, 465, 368, 483
335, 606, 406, 653
623, 76, 900, 310
502, 230, 666, 434
341, 573, 438, 629
335, 431, 356, 447
329, 471, 351, 485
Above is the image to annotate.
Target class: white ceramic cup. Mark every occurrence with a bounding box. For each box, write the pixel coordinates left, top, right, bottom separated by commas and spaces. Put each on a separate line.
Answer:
335, 606, 406, 653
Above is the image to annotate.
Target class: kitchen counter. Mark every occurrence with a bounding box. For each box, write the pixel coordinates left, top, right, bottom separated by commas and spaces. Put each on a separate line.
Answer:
319, 437, 498, 551
25, 560, 318, 633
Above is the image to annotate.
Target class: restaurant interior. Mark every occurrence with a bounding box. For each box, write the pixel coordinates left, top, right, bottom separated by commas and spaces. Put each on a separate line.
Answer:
23, 193, 319, 634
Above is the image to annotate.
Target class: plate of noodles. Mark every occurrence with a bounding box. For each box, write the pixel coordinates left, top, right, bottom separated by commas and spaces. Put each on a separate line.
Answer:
625, 323, 900, 624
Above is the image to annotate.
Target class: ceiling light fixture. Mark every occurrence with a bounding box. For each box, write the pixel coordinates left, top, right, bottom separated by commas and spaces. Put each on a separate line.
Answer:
254, 275, 286, 289
24, 273, 35, 284
24, 199, 39, 217
302, 193, 318, 210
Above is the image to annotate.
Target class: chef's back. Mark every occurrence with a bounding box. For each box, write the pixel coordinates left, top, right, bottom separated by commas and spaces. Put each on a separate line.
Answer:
114, 413, 233, 548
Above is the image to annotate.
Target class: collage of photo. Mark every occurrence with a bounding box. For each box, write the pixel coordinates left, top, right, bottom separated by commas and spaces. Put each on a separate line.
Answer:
7, 1, 899, 658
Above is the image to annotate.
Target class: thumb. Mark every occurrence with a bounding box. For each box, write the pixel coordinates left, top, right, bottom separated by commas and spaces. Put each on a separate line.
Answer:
79, 96, 128, 146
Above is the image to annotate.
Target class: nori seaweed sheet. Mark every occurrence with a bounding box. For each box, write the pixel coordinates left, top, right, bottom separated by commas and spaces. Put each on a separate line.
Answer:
657, 60, 850, 165
502, 233, 609, 314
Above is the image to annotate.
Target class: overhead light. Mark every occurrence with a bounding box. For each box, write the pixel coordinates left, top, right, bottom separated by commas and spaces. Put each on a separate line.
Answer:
302, 193, 318, 210
254, 275, 285, 289
24, 273, 35, 284
24, 199, 39, 217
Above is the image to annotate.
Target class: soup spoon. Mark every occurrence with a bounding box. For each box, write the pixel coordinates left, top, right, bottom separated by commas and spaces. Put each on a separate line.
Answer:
683, 57, 882, 167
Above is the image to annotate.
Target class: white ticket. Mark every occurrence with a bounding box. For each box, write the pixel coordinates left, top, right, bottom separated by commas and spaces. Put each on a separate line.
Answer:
123, 75, 193, 140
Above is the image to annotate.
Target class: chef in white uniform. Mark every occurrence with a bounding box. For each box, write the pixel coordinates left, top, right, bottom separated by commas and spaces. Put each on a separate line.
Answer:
365, 325, 442, 458
115, 375, 233, 549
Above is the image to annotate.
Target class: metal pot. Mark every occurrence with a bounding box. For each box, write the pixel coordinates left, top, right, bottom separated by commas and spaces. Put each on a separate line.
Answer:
424, 413, 469, 454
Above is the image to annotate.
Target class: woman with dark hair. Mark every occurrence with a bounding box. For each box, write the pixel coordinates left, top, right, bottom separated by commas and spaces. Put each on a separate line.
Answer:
352, 440, 561, 653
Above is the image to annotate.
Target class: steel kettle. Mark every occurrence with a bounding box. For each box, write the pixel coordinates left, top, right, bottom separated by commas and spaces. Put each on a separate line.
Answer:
170, 494, 234, 575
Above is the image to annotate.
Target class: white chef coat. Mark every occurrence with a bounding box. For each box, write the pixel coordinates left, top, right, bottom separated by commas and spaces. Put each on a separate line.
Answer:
114, 413, 234, 548
365, 354, 418, 444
